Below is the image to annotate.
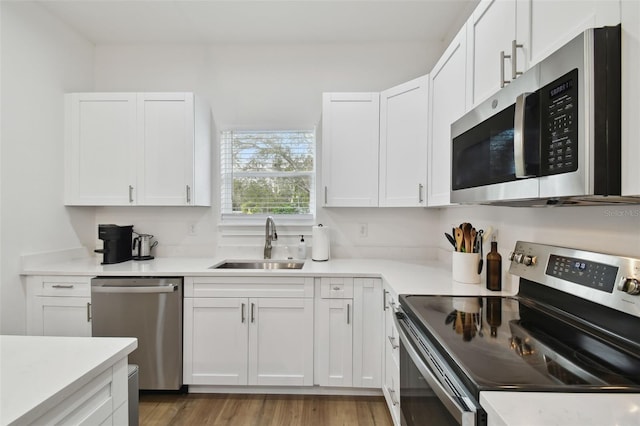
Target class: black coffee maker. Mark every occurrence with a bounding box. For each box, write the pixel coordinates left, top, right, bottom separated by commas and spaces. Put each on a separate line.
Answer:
95, 224, 134, 264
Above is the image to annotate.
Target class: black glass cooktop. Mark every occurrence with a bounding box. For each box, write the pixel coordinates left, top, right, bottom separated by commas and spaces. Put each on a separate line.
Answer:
400, 293, 640, 396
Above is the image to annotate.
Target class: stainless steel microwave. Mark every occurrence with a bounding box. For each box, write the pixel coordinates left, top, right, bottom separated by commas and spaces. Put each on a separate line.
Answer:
451, 25, 636, 206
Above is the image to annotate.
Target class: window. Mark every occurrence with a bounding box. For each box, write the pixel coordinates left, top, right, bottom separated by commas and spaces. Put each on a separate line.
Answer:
220, 130, 315, 222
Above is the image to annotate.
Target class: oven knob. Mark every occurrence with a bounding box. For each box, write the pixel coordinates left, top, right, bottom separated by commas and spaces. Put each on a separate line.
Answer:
514, 253, 524, 264
509, 252, 516, 261
523, 255, 537, 266
618, 277, 640, 295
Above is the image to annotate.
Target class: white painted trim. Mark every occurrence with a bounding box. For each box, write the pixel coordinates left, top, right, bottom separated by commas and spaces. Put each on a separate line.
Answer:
186, 385, 382, 396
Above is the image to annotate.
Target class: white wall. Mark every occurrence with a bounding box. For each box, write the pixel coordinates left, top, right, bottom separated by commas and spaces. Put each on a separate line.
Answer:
0, 2, 95, 333
437, 205, 640, 288
93, 41, 443, 259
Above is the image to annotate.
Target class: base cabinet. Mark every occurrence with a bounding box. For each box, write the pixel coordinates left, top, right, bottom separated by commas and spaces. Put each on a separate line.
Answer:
315, 278, 382, 388
183, 276, 314, 387
26, 276, 92, 337
382, 286, 401, 426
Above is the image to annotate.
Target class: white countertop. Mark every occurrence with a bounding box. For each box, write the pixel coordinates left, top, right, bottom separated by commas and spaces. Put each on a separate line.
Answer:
481, 391, 640, 426
0, 335, 137, 425
20, 255, 518, 296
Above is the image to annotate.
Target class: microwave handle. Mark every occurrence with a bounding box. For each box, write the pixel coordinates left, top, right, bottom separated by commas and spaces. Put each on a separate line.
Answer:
514, 92, 535, 178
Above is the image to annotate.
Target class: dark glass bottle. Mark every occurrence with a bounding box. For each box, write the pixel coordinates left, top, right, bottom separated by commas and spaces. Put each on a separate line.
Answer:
486, 235, 502, 291
486, 297, 502, 337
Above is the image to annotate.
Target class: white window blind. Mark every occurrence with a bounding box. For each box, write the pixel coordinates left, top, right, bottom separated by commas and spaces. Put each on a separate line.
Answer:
221, 130, 315, 221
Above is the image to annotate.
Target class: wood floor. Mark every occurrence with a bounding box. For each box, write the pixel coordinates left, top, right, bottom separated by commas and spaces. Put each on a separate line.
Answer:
139, 393, 393, 426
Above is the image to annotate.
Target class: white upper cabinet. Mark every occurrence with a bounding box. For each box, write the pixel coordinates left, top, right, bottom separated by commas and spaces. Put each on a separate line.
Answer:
466, 0, 621, 108
466, 0, 517, 107
321, 93, 380, 207
65, 93, 137, 205
428, 25, 468, 207
65, 92, 211, 206
379, 75, 429, 207
518, 0, 621, 70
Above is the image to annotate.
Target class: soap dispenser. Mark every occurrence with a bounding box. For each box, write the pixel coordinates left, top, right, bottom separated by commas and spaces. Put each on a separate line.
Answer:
297, 235, 307, 259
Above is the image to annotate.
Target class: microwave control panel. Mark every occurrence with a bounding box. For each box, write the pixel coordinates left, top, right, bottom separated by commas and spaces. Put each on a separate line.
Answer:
540, 69, 579, 176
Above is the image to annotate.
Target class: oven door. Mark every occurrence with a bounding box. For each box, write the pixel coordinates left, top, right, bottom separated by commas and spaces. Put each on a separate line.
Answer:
395, 312, 483, 426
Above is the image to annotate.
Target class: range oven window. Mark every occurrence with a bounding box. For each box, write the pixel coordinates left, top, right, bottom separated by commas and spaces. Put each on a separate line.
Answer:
400, 340, 459, 426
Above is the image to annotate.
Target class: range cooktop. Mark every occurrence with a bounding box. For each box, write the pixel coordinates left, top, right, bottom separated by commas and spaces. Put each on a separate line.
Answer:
399, 241, 640, 397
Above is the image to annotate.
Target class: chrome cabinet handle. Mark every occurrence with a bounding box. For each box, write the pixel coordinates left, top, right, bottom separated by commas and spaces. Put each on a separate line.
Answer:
383, 290, 388, 311
186, 185, 191, 204
388, 387, 399, 406
52, 284, 74, 289
514, 92, 535, 178
128, 185, 134, 203
324, 186, 328, 205
251, 303, 255, 323
347, 303, 350, 324
87, 302, 92, 322
418, 183, 424, 203
500, 50, 511, 88
388, 335, 399, 350
241, 303, 246, 323
333, 286, 341, 291
511, 39, 524, 80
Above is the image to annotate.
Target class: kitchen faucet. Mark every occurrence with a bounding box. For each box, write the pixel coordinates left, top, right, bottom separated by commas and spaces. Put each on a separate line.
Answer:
264, 216, 278, 259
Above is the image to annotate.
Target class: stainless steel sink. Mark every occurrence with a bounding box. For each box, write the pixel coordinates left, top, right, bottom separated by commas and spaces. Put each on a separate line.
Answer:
210, 260, 305, 270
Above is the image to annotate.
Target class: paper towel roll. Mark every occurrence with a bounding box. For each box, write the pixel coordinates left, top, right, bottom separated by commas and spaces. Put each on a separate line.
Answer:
312, 224, 330, 261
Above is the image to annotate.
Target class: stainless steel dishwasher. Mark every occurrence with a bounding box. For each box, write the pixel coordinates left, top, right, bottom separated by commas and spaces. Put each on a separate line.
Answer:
91, 277, 183, 391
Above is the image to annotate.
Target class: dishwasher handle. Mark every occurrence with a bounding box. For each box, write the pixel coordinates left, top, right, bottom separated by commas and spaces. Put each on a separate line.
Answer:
92, 284, 178, 294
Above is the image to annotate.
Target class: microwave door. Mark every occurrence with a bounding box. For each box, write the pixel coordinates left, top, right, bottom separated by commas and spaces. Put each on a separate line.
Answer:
451, 103, 539, 204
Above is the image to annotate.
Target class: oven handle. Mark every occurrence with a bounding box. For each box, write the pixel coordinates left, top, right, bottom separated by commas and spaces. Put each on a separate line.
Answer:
394, 313, 476, 426
514, 92, 535, 179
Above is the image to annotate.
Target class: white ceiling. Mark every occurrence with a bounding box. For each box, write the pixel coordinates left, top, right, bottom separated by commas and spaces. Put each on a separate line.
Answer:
36, 0, 479, 45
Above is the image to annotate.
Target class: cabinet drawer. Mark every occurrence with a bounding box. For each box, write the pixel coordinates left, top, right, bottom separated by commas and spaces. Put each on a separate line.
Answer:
186, 276, 314, 298
320, 277, 354, 298
29, 276, 92, 297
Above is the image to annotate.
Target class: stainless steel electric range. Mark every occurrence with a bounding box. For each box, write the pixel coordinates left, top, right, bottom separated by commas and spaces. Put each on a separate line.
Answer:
395, 241, 640, 426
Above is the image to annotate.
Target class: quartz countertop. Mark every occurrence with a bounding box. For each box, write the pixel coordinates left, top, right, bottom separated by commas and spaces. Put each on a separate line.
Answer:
0, 335, 137, 425
20, 255, 519, 296
480, 391, 640, 426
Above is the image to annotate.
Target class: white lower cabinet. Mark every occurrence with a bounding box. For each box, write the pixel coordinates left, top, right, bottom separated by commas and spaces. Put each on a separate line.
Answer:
183, 276, 314, 387
382, 286, 401, 426
315, 277, 382, 388
26, 276, 92, 337
32, 358, 128, 426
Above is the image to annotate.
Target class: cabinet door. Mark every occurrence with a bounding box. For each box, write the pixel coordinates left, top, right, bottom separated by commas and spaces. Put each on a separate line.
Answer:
315, 298, 353, 387
31, 297, 91, 337
519, 0, 621, 69
466, 0, 517, 107
183, 297, 248, 385
137, 93, 195, 206
353, 278, 382, 388
322, 93, 380, 207
428, 26, 468, 207
379, 76, 429, 207
248, 297, 314, 386
65, 93, 137, 205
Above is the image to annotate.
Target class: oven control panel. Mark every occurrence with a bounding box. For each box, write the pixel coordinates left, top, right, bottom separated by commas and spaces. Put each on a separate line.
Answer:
545, 254, 618, 293
509, 241, 640, 318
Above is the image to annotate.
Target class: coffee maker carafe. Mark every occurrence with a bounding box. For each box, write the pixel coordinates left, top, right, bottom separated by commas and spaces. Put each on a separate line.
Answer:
95, 224, 133, 264
133, 233, 158, 260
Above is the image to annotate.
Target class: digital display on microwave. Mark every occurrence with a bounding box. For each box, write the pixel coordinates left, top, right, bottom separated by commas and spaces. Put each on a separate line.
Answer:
549, 79, 573, 98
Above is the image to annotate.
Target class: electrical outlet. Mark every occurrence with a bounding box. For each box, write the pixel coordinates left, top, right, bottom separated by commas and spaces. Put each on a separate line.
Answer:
358, 223, 368, 238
